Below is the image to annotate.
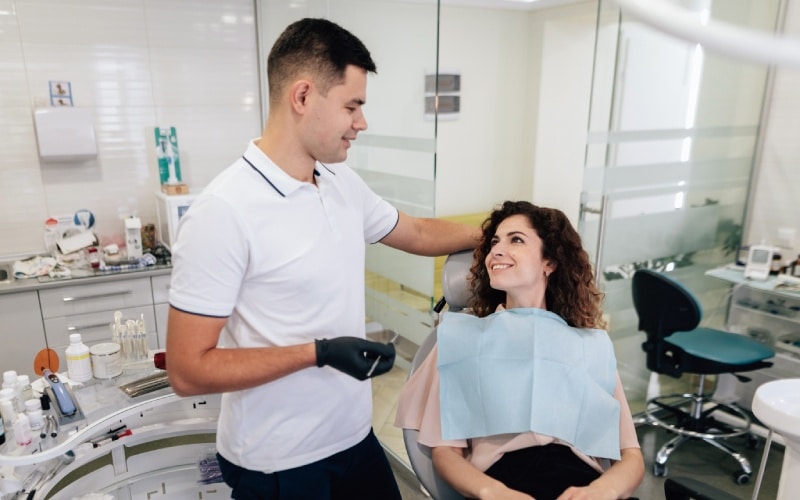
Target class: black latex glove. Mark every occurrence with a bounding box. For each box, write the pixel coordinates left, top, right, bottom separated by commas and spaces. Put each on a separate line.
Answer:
315, 337, 396, 381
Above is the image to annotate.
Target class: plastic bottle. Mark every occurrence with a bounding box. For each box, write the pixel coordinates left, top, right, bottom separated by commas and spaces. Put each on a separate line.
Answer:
0, 389, 13, 427
44, 217, 59, 257
65, 333, 93, 383
2, 371, 20, 411
13, 412, 32, 446
24, 399, 44, 431
16, 375, 32, 403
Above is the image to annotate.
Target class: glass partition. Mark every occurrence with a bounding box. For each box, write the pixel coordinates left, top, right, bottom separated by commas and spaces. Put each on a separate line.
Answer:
580, 0, 781, 408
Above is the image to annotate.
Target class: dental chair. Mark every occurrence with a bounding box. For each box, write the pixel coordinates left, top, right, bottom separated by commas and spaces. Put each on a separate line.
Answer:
402, 250, 473, 500
631, 269, 775, 484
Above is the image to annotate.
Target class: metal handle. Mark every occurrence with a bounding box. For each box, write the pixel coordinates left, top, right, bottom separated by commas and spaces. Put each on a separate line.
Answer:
67, 322, 112, 332
580, 193, 610, 282
62, 290, 132, 302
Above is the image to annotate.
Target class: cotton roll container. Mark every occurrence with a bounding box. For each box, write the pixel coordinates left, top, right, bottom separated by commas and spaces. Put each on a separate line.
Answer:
90, 342, 122, 379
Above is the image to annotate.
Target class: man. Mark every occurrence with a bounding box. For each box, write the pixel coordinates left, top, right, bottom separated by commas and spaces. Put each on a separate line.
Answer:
166, 18, 480, 499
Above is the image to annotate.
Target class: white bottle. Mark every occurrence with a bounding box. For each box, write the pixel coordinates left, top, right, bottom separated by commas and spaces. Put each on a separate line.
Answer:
1, 371, 20, 411
13, 412, 32, 446
65, 333, 93, 383
0, 388, 17, 425
16, 375, 32, 403
24, 399, 44, 431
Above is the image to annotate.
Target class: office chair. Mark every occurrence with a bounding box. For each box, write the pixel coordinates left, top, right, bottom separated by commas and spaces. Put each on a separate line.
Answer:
402, 250, 473, 500
631, 269, 775, 484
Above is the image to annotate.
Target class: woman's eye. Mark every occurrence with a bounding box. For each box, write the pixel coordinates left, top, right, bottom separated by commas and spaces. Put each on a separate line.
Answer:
512, 236, 524, 243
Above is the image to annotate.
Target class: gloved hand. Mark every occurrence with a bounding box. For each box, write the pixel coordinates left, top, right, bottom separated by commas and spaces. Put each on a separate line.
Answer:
315, 337, 396, 381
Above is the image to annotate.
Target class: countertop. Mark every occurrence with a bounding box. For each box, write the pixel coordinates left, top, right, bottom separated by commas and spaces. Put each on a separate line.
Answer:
0, 264, 172, 296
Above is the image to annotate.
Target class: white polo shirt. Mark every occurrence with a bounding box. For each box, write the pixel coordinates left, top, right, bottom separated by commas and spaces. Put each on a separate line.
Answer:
169, 140, 399, 472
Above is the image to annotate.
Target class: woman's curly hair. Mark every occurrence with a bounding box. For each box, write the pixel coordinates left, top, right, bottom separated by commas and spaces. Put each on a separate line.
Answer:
469, 201, 606, 329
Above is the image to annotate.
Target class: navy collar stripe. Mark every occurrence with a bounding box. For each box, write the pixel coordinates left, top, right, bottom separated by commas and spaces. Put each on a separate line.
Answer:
241, 155, 285, 197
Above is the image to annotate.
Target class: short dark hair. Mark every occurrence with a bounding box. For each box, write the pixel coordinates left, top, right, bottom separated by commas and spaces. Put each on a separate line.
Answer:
267, 18, 377, 104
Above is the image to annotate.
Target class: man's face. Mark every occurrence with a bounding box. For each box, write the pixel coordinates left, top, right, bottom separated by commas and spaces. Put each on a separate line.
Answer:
304, 65, 369, 164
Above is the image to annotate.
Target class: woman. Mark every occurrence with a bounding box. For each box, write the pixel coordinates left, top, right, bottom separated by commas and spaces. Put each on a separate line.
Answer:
396, 201, 643, 500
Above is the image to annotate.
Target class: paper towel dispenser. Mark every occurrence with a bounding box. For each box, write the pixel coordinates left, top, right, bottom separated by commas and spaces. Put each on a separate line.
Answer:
33, 107, 98, 162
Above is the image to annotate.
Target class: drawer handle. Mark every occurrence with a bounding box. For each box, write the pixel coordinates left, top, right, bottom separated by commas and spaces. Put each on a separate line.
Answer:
62, 290, 133, 302
67, 322, 112, 331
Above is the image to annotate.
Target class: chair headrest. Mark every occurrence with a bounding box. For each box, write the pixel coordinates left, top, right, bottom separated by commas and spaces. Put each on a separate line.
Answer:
442, 250, 474, 312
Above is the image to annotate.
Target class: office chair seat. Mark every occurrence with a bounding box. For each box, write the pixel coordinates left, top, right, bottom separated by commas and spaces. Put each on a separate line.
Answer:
666, 328, 775, 368
631, 269, 775, 484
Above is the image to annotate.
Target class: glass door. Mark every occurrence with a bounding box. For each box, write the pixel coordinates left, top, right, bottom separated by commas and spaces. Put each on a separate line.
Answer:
579, 0, 781, 406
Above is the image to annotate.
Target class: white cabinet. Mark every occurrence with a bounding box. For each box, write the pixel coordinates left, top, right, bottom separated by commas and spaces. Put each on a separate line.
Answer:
0, 291, 47, 376
714, 283, 800, 411
151, 274, 171, 349
39, 277, 159, 352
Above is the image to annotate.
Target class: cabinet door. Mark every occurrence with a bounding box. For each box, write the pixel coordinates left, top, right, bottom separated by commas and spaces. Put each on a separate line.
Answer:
0, 292, 48, 377
44, 305, 158, 352
39, 278, 152, 318
154, 303, 168, 349
151, 275, 172, 349
151, 274, 171, 304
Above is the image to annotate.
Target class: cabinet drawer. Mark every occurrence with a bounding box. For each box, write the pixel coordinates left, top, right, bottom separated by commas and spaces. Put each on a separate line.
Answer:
151, 274, 171, 304
39, 278, 152, 318
44, 305, 158, 351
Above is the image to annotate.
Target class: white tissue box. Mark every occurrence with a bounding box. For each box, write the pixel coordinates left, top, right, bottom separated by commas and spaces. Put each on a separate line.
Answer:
57, 231, 97, 254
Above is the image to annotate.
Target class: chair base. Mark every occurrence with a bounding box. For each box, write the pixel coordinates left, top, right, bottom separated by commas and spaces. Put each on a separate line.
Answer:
644, 392, 755, 484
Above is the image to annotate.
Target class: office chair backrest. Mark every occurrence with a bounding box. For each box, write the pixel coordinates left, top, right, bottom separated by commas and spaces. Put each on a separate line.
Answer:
404, 250, 474, 500
632, 269, 702, 337
632, 269, 703, 377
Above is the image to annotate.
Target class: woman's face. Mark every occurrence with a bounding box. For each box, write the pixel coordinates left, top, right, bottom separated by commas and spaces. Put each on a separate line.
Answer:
485, 214, 555, 309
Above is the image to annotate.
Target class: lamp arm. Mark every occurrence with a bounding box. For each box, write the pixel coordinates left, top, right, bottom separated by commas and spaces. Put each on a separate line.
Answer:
611, 0, 800, 68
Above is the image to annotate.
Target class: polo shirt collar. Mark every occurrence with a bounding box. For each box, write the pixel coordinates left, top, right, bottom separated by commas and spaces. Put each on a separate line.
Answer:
242, 140, 331, 197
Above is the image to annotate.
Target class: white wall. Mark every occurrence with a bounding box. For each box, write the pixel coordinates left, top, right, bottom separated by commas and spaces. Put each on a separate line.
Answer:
528, 1, 598, 224
1, 0, 798, 265
745, 0, 800, 260
0, 0, 260, 256
435, 5, 536, 217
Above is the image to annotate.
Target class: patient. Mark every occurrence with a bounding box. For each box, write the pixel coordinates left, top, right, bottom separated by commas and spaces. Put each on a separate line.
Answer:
395, 201, 644, 500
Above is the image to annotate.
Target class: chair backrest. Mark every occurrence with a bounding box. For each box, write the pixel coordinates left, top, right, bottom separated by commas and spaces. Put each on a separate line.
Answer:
402, 250, 473, 500
631, 269, 702, 376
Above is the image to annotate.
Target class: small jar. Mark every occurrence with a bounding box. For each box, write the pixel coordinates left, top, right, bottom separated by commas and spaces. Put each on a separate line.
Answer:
87, 246, 101, 269
792, 254, 800, 277
770, 252, 783, 275
24, 399, 44, 431
90, 342, 122, 379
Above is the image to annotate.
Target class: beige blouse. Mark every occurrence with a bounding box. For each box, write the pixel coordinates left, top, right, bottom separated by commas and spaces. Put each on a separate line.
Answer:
394, 344, 640, 473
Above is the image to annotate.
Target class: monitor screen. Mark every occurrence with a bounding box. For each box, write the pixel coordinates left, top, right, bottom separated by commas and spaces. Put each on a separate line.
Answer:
751, 249, 770, 264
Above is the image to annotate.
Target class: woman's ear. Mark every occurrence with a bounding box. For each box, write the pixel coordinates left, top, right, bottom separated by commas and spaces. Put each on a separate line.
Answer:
544, 260, 557, 277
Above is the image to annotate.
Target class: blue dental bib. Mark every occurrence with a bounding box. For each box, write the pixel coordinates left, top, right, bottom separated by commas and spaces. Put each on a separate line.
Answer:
437, 308, 620, 460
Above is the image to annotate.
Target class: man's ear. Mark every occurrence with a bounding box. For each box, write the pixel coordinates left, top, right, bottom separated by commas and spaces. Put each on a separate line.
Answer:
290, 80, 312, 113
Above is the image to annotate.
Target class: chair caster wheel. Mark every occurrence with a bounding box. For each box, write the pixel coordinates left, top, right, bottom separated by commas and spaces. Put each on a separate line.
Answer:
653, 463, 668, 477
733, 471, 751, 485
